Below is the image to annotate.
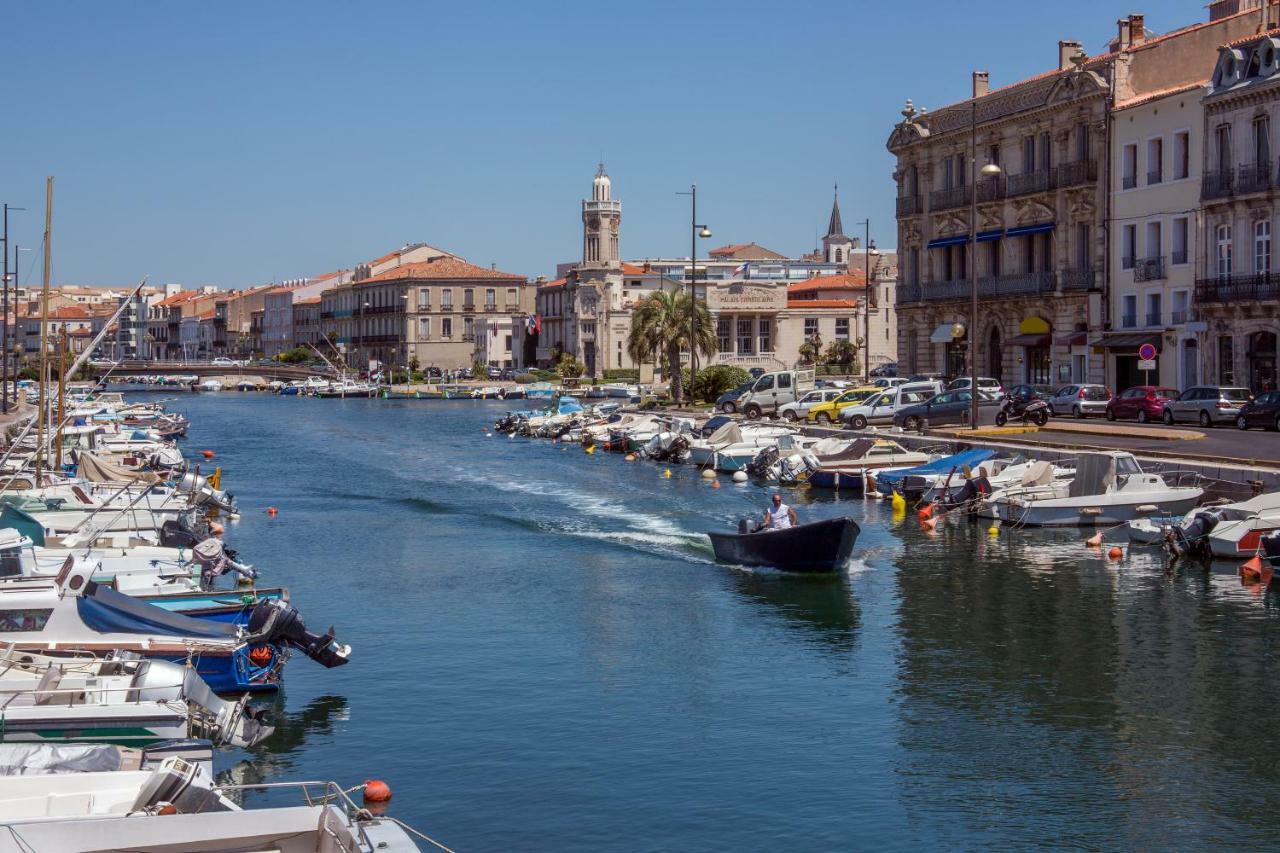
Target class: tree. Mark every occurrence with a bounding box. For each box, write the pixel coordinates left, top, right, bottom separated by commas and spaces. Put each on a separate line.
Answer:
691, 365, 750, 403
557, 352, 585, 378
798, 335, 821, 365
471, 358, 488, 380
627, 289, 716, 404
824, 339, 856, 366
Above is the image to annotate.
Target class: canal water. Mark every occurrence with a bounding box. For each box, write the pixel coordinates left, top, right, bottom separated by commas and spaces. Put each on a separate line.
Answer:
166, 393, 1280, 850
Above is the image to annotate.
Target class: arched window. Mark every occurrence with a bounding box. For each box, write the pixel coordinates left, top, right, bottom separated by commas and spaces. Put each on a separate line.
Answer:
835, 248, 843, 263
1256, 220, 1272, 274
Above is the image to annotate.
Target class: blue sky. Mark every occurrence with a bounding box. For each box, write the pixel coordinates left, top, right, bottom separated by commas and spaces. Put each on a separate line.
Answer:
3, 0, 1212, 287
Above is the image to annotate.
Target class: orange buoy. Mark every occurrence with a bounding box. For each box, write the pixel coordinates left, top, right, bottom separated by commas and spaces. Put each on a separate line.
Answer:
363, 779, 392, 803
201, 450, 215, 460
1241, 554, 1266, 583
711, 479, 721, 489
1108, 546, 1123, 561
209, 521, 225, 536
1085, 532, 1103, 548
917, 503, 935, 521
266, 506, 278, 517
921, 516, 938, 531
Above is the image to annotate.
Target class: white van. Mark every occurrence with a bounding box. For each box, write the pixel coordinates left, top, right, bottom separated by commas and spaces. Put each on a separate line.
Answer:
738, 368, 817, 419
838, 381, 942, 430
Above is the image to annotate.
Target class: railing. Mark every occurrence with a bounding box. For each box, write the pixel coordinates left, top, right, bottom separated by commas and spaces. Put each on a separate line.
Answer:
929, 185, 968, 212
364, 305, 400, 315
976, 177, 1003, 203
484, 304, 498, 312
713, 353, 788, 371
1172, 249, 1188, 265
1147, 169, 1163, 186
1146, 311, 1163, 327
1134, 257, 1166, 282
1238, 162, 1273, 194
1120, 314, 1138, 328
1122, 257, 1135, 270
1060, 269, 1096, 291
896, 195, 922, 216
1057, 159, 1097, 188
462, 333, 475, 342
1203, 170, 1234, 199
907, 272, 1057, 303
1171, 309, 1189, 324
1122, 174, 1138, 190
896, 283, 921, 303
1196, 274, 1280, 303
440, 304, 454, 312
505, 303, 520, 311
462, 302, 476, 312
319, 311, 334, 319
1007, 169, 1052, 197
359, 334, 400, 344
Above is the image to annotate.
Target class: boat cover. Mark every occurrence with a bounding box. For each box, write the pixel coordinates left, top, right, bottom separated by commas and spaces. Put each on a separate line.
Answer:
558, 398, 584, 415
1068, 454, 1116, 498
1020, 460, 1057, 487
77, 452, 161, 486
706, 422, 742, 445
815, 438, 876, 463
875, 449, 996, 490
0, 743, 127, 775
77, 582, 237, 640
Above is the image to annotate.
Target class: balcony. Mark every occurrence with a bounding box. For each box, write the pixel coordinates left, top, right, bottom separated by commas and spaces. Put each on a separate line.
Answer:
462, 333, 475, 342
1134, 257, 1166, 282
1146, 311, 1163, 327
1120, 314, 1138, 329
1238, 161, 1273, 194
1196, 273, 1280, 303
908, 272, 1057, 303
896, 283, 922, 304
1006, 169, 1052, 198
483, 304, 498, 312
929, 185, 968, 212
976, 177, 1004, 203
319, 311, 334, 319
505, 303, 520, 312
1171, 309, 1190, 324
1172, 249, 1188, 265
440, 304, 455, 312
1202, 170, 1234, 200
1060, 269, 1096, 291
897, 195, 922, 216
1147, 169, 1163, 186
1122, 174, 1138, 190
1058, 159, 1098, 188
462, 302, 476, 312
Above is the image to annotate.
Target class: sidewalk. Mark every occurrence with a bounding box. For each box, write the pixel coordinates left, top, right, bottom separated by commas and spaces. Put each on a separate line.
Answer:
929, 421, 1205, 442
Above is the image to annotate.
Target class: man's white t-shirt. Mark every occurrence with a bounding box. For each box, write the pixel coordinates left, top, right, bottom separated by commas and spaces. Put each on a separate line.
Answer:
767, 503, 793, 530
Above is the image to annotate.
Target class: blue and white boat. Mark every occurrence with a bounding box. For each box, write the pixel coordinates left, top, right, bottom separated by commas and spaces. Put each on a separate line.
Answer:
871, 448, 997, 495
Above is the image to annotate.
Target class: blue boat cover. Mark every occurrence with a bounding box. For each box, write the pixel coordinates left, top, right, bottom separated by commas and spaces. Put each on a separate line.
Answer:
558, 398, 584, 415
76, 583, 238, 640
875, 449, 996, 490
131, 430, 150, 440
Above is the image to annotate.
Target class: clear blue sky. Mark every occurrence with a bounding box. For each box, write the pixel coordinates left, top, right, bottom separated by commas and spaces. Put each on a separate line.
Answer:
3, 0, 1211, 287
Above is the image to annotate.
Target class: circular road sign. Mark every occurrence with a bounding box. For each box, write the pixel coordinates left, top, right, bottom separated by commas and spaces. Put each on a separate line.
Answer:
1138, 343, 1157, 361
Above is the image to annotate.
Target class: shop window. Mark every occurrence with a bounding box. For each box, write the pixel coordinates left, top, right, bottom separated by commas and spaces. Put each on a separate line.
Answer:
1219, 335, 1235, 385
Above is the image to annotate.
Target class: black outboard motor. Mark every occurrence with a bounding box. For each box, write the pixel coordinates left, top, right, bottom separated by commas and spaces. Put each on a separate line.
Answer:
1260, 530, 1280, 566
738, 517, 752, 534
1169, 508, 1226, 557
746, 446, 779, 479
159, 518, 201, 549
946, 475, 992, 510
245, 599, 351, 668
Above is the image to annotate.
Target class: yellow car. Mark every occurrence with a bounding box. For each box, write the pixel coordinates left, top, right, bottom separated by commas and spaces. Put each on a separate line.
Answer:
806, 386, 882, 424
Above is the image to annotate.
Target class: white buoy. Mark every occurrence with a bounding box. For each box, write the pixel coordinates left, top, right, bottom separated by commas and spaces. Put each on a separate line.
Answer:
700, 469, 715, 479
732, 471, 748, 483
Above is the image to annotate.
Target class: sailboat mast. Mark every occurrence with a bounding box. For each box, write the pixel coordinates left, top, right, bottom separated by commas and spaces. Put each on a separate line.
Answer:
55, 327, 66, 470
35, 176, 52, 482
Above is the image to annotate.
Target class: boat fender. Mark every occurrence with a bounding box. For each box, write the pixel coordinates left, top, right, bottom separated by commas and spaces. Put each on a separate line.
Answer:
732, 472, 747, 483
1108, 546, 1123, 560
890, 492, 906, 513
700, 469, 715, 479
1085, 532, 1103, 548
987, 525, 999, 536
364, 779, 392, 803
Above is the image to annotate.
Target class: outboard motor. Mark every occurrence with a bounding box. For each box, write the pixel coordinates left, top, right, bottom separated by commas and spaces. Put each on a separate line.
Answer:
1259, 530, 1280, 566
160, 518, 202, 549
1169, 508, 1227, 557
738, 518, 751, 534
245, 598, 351, 668
946, 475, 992, 511
746, 446, 779, 479
191, 537, 257, 587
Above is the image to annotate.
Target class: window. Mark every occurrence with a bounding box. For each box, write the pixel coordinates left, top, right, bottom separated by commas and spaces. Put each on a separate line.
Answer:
1219, 335, 1235, 384
1256, 115, 1271, 166
1172, 289, 1190, 324
835, 248, 843, 264
986, 144, 1000, 167
418, 317, 430, 339
717, 317, 731, 351
758, 318, 771, 352
1257, 220, 1272, 274
442, 289, 453, 309
835, 318, 850, 339
1075, 224, 1091, 271
987, 239, 1001, 277
1145, 221, 1161, 260
1023, 136, 1037, 173
1122, 225, 1137, 269
803, 317, 818, 338
1039, 132, 1052, 171
1215, 124, 1232, 174
442, 317, 453, 338
1174, 131, 1190, 179
1146, 292, 1162, 326
1121, 293, 1137, 328
1076, 122, 1091, 161
463, 289, 475, 309
1217, 224, 1233, 276
485, 289, 496, 309
737, 318, 753, 354
1122, 143, 1138, 189
1172, 217, 1189, 265
0, 609, 51, 632
1147, 137, 1163, 184
908, 249, 920, 286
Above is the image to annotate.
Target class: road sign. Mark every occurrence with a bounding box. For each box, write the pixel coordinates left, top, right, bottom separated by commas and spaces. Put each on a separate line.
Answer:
1138, 343, 1157, 360
1138, 358, 1157, 371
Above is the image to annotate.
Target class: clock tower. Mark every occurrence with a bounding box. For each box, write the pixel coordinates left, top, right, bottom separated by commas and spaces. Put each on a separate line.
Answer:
582, 163, 622, 269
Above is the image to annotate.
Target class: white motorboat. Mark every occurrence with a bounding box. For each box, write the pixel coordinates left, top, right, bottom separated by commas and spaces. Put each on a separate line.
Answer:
805, 440, 933, 490
1126, 491, 1280, 557
197, 379, 223, 393
989, 451, 1203, 527
687, 422, 796, 469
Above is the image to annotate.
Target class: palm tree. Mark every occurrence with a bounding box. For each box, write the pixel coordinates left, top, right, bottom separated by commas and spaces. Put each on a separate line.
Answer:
628, 289, 716, 404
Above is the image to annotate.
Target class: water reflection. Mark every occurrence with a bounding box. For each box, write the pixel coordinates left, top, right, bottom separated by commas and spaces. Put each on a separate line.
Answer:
217, 694, 349, 796
727, 569, 860, 652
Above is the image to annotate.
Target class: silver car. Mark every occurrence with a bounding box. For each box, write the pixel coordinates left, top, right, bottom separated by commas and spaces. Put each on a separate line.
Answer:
1162, 385, 1253, 427
1049, 384, 1111, 418
778, 388, 842, 422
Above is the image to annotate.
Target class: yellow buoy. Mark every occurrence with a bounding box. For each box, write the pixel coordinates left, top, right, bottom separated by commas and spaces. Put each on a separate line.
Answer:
890, 492, 906, 513
988, 525, 999, 536
663, 469, 673, 478
585, 446, 595, 454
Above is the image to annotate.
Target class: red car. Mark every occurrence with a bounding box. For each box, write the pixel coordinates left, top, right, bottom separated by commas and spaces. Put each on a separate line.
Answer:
1106, 385, 1180, 424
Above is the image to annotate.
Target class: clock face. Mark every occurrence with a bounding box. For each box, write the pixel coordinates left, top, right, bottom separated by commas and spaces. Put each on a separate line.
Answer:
588, 217, 600, 231
610, 219, 619, 233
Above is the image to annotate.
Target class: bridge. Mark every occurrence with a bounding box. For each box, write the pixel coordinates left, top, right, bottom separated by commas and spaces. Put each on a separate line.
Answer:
100, 361, 337, 381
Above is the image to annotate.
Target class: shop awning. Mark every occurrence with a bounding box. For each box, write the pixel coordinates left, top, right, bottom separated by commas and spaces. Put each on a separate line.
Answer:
1088, 332, 1161, 350
1006, 222, 1055, 238
976, 229, 1004, 242
930, 323, 959, 343
926, 235, 968, 249
1005, 333, 1050, 347
1058, 332, 1088, 347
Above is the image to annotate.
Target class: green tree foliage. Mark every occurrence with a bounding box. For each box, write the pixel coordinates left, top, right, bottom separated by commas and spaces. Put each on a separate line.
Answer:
557, 352, 585, 379
690, 365, 750, 403
626, 289, 716, 404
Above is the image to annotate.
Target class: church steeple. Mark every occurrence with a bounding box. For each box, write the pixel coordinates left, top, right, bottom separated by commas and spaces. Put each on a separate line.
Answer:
825, 183, 845, 238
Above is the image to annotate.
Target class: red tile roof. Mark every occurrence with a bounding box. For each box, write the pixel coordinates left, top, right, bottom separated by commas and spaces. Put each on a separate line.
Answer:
620, 263, 650, 276
67, 328, 94, 337
788, 272, 867, 294
709, 243, 754, 256
539, 278, 567, 291
787, 298, 860, 309
49, 305, 90, 320
153, 290, 200, 308
197, 309, 216, 320
1115, 81, 1207, 110
294, 295, 322, 305
355, 257, 525, 285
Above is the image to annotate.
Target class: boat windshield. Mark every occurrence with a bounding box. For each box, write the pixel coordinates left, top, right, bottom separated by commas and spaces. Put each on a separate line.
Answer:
1115, 455, 1142, 476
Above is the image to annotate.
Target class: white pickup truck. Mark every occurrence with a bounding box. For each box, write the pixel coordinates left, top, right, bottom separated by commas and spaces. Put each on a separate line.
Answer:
737, 368, 817, 419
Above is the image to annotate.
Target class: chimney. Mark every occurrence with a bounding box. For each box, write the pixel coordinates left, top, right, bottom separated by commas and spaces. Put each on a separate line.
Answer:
972, 70, 989, 99
1059, 40, 1083, 71
1117, 18, 1131, 50
1129, 14, 1146, 45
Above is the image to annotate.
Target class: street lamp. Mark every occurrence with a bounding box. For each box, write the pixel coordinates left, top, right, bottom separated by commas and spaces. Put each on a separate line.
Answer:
866, 238, 879, 384
679, 184, 712, 400
968, 99, 1003, 428
359, 299, 370, 372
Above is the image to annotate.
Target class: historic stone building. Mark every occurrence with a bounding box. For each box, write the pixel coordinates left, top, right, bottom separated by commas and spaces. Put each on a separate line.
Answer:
888, 10, 1259, 388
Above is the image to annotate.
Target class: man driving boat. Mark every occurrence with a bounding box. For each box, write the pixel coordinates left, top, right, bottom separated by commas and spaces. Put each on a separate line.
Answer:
762, 492, 798, 531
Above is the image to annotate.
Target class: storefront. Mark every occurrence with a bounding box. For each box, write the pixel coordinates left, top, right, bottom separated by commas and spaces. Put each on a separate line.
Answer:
1005, 316, 1052, 384
1090, 332, 1161, 394
930, 322, 967, 379
1249, 331, 1277, 393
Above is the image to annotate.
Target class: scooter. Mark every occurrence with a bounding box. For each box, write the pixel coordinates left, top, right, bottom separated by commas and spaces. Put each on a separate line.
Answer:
995, 393, 1050, 426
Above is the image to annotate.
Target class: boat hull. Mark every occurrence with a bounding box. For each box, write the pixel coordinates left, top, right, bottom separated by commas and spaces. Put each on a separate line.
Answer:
994, 492, 1202, 527
707, 517, 859, 573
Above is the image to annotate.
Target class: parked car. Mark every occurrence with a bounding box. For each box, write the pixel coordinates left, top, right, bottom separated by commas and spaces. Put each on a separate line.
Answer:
871, 377, 910, 390
1049, 384, 1112, 418
806, 386, 883, 424
892, 390, 1001, 430
1163, 385, 1253, 427
946, 376, 1004, 396
486, 366, 503, 379
1005, 383, 1057, 404
870, 362, 898, 378
1236, 391, 1280, 430
778, 388, 844, 422
716, 381, 756, 414
738, 368, 817, 419
1106, 385, 1179, 424
839, 386, 937, 430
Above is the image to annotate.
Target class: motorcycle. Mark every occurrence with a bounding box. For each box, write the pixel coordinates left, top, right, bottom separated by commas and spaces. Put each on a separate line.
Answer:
995, 393, 1050, 427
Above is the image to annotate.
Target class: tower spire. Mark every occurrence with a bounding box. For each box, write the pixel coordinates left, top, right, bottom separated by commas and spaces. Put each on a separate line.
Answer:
826, 183, 844, 238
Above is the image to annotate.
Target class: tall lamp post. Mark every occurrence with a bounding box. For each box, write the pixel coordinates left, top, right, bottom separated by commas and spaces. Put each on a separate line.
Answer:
968, 101, 1002, 429
678, 185, 712, 400
855, 218, 879, 384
